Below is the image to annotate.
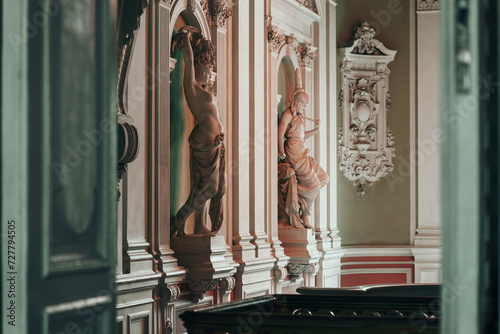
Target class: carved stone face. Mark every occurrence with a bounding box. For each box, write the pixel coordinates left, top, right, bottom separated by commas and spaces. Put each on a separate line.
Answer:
292, 91, 310, 115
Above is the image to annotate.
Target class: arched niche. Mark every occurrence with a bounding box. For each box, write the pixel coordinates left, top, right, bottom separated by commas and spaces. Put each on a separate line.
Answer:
169, 10, 207, 235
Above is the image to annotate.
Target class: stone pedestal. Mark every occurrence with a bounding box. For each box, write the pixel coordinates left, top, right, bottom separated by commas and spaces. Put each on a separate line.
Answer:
279, 228, 321, 285
172, 234, 237, 302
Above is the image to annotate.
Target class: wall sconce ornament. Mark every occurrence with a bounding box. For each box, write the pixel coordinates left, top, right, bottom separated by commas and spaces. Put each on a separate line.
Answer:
338, 22, 397, 198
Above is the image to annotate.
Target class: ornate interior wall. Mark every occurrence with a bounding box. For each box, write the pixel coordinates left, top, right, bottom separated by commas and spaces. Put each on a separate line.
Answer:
113, 0, 441, 333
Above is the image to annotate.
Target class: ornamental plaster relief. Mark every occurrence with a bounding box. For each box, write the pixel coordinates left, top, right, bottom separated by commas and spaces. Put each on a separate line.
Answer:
295, 0, 318, 14
417, 0, 440, 11
338, 22, 397, 198
199, 0, 233, 28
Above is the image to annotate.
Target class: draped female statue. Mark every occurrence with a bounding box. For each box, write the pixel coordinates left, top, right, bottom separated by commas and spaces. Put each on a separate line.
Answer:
278, 71, 329, 228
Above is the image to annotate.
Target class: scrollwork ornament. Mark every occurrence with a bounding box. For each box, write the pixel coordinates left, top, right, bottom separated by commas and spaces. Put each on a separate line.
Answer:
272, 266, 288, 282
352, 22, 384, 55
218, 276, 236, 293
200, 0, 210, 23
298, 43, 317, 68
159, 284, 180, 309
267, 26, 285, 53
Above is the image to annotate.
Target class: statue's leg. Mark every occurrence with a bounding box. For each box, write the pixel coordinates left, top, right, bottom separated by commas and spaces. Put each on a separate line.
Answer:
194, 201, 211, 234
301, 213, 313, 229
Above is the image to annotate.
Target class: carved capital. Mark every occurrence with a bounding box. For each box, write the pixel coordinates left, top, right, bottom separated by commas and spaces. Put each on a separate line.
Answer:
417, 0, 440, 11
272, 266, 288, 283
199, 0, 233, 28
297, 43, 317, 68
187, 279, 218, 303
267, 26, 285, 54
212, 0, 233, 28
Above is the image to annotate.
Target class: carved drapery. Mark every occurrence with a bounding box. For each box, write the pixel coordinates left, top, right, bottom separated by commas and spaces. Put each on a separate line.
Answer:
417, 0, 440, 11
338, 22, 397, 198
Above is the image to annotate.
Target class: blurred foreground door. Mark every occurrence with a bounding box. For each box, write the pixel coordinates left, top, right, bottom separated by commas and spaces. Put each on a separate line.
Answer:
2, 0, 118, 333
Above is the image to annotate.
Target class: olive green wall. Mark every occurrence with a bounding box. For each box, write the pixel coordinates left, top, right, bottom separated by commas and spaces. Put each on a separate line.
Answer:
336, 0, 412, 245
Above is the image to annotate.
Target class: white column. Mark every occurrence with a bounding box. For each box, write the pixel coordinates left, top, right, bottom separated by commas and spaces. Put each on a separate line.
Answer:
232, 0, 274, 299
412, 7, 442, 283
313, 0, 343, 288
266, 20, 290, 294
150, 1, 185, 332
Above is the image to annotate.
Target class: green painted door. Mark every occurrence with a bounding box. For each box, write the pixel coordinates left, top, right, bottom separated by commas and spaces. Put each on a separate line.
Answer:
2, 0, 118, 333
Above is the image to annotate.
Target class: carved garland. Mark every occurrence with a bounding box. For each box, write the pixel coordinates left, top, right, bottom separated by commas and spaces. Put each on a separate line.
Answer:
417, 0, 440, 11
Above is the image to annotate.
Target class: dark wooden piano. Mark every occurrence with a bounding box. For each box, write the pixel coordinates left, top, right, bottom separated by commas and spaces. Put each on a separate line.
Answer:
179, 284, 440, 333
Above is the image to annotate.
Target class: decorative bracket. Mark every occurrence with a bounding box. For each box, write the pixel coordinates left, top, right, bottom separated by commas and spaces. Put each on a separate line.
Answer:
159, 284, 180, 310
158, 284, 180, 334
116, 0, 148, 199
338, 22, 397, 198
188, 279, 218, 303
287, 263, 317, 283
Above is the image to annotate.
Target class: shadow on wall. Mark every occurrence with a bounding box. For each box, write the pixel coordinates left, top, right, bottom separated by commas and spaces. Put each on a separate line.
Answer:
170, 31, 186, 236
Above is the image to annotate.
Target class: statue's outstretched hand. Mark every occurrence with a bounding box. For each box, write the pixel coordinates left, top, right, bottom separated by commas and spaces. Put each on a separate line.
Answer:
315, 119, 321, 129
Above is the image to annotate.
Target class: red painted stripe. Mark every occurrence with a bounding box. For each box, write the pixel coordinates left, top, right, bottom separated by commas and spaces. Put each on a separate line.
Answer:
341, 256, 414, 263
342, 264, 414, 270
341, 273, 408, 287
